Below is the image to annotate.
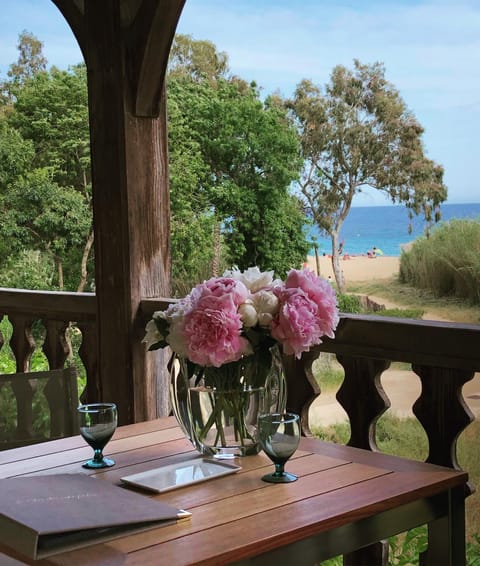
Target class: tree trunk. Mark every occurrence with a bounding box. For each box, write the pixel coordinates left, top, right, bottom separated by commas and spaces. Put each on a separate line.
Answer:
212, 221, 221, 277
56, 258, 64, 291
331, 230, 345, 293
77, 228, 94, 293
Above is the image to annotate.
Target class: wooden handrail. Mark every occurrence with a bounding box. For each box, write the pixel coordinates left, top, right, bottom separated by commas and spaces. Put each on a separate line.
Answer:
1, 288, 477, 564
0, 287, 96, 320
0, 289, 477, 474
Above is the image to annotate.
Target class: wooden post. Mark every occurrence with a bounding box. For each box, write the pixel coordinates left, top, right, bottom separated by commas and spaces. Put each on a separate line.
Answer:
52, 0, 186, 423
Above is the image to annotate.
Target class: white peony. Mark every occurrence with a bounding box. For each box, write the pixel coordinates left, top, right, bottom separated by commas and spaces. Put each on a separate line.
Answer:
223, 266, 275, 293
252, 290, 279, 327
257, 312, 274, 327
166, 322, 189, 357
238, 300, 259, 327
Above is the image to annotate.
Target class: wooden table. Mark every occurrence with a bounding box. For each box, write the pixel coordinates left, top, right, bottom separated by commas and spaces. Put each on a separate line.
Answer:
0, 417, 467, 565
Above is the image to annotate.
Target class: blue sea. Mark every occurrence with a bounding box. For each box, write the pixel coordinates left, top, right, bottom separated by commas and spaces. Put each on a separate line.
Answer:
307, 203, 480, 257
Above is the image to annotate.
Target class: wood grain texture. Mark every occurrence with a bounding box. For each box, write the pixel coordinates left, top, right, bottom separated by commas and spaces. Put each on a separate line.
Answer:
0, 419, 467, 565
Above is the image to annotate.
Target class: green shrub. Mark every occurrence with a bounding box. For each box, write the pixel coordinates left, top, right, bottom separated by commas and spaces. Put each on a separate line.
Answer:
337, 293, 362, 313
399, 218, 480, 305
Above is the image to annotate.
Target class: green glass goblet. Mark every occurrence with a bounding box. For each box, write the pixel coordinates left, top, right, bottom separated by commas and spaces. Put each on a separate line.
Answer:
257, 412, 300, 483
78, 403, 117, 469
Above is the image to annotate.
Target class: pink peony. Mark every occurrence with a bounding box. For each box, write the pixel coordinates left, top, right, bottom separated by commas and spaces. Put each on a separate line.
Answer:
284, 269, 339, 339
201, 277, 249, 306
271, 287, 325, 358
181, 293, 252, 367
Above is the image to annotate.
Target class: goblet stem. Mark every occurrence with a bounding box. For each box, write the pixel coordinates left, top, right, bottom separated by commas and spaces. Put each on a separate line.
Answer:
93, 449, 104, 463
273, 463, 285, 477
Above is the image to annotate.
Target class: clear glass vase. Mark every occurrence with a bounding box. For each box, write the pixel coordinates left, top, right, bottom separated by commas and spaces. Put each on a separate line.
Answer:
170, 345, 287, 458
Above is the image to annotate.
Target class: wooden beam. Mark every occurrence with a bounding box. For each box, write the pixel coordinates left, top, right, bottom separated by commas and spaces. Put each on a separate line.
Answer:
127, 0, 187, 116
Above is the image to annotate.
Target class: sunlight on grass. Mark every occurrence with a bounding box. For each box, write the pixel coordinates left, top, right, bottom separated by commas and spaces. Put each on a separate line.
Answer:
347, 278, 480, 323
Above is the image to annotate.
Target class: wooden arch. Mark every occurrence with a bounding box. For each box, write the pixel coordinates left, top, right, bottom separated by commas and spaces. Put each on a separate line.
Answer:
51, 0, 186, 424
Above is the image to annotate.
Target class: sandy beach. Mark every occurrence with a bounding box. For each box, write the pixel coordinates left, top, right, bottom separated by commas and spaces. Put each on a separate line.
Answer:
307, 254, 400, 282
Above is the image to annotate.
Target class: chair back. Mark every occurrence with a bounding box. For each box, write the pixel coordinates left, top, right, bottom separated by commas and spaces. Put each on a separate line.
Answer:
0, 367, 79, 450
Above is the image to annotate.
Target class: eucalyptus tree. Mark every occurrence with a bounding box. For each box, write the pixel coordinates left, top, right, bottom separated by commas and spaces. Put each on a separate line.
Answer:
288, 60, 447, 291
1, 31, 47, 105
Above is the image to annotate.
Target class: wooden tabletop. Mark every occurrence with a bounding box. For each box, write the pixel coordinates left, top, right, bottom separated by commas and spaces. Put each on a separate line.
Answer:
0, 417, 468, 565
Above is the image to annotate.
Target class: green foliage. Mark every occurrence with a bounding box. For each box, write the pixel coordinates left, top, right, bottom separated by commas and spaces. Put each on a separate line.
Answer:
373, 307, 425, 319
288, 60, 447, 292
1, 31, 47, 104
8, 64, 90, 191
1, 56, 93, 291
399, 218, 480, 305
7, 31, 47, 85
3, 32, 310, 291
0, 250, 54, 290
337, 293, 362, 313
312, 353, 345, 392
167, 70, 309, 278
169, 34, 229, 81
0, 117, 34, 188
389, 527, 428, 565
467, 533, 480, 565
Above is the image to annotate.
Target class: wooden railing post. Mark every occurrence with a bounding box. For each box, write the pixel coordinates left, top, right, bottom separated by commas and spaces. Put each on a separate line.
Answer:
412, 364, 475, 493
336, 355, 391, 450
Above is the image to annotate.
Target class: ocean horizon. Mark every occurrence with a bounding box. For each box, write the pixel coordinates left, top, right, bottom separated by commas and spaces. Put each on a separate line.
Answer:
307, 202, 480, 257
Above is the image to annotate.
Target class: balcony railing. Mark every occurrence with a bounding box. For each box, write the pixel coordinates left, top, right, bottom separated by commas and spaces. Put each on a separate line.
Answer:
1, 288, 478, 481
1, 287, 478, 564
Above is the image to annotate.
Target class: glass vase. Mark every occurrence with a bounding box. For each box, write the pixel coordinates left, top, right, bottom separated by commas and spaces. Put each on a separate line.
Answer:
170, 345, 287, 458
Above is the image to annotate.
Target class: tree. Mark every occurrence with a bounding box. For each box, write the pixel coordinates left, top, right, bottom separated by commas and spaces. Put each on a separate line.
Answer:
0, 116, 35, 262
288, 60, 447, 292
167, 37, 309, 278
6, 64, 93, 291
1, 31, 47, 104
166, 77, 217, 293
1, 168, 91, 289
169, 34, 229, 82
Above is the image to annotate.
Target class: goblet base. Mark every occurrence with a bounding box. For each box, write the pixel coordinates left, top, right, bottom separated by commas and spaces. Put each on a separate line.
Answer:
261, 471, 297, 483
82, 457, 115, 469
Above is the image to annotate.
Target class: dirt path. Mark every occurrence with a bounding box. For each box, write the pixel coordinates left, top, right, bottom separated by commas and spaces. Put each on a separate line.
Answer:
365, 293, 453, 322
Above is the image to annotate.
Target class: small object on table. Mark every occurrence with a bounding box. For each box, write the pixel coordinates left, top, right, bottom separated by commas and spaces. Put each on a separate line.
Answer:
78, 402, 117, 468
257, 412, 300, 483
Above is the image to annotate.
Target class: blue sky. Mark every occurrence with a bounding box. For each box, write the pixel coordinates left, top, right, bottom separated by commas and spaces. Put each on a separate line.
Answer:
1, 0, 479, 205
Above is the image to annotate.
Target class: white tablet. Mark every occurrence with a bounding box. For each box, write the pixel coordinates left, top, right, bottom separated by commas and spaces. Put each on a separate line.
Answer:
120, 457, 241, 493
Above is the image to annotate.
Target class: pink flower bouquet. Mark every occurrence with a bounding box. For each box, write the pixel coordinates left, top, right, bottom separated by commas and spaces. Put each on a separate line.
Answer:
144, 267, 339, 456
143, 266, 339, 367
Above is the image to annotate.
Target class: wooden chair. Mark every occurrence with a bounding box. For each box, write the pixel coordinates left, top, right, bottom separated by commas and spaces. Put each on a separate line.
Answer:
0, 367, 79, 450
